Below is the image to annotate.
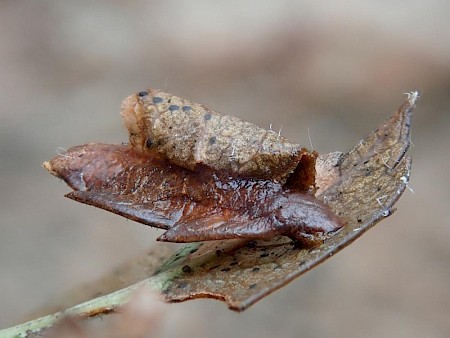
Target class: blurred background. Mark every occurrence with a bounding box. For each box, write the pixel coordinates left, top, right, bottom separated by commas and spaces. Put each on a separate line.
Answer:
1, 1, 449, 337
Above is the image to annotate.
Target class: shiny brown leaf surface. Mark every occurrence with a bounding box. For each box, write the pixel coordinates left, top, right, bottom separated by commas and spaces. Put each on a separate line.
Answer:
44, 142, 339, 245
42, 92, 415, 312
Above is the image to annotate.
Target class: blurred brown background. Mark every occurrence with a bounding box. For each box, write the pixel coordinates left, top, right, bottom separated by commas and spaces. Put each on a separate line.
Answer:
1, 1, 449, 337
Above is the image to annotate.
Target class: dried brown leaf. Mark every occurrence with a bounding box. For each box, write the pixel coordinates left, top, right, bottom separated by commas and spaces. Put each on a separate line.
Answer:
44, 143, 338, 245
42, 92, 415, 312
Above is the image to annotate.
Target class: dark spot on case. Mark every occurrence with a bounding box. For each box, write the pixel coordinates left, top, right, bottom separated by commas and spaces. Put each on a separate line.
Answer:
169, 105, 180, 111
146, 138, 153, 148
182, 105, 191, 112
152, 97, 163, 104
138, 91, 148, 97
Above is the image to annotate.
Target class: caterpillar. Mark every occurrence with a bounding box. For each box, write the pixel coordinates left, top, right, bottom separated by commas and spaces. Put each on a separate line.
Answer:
121, 89, 309, 182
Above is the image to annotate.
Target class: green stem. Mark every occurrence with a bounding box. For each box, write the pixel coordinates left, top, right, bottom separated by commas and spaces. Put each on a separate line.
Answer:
0, 263, 184, 338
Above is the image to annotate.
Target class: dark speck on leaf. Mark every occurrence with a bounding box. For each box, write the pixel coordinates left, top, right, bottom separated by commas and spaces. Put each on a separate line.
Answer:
189, 248, 198, 254
182, 265, 192, 273
169, 105, 179, 111
152, 97, 163, 104
246, 240, 257, 248
173, 255, 183, 261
